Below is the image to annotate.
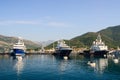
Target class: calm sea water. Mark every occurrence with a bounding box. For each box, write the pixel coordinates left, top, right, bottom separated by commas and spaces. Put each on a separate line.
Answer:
0, 54, 120, 80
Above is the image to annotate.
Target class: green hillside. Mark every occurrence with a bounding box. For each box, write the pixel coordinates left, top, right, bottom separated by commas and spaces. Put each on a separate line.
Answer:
46, 25, 120, 49
0, 35, 40, 52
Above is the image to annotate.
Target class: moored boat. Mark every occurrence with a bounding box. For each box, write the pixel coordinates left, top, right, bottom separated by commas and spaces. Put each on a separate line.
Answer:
11, 37, 26, 56
84, 34, 109, 57
53, 40, 72, 57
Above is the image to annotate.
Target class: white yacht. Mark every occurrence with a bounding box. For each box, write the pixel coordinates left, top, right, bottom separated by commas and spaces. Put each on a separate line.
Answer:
11, 37, 26, 56
54, 40, 72, 57
90, 33, 109, 55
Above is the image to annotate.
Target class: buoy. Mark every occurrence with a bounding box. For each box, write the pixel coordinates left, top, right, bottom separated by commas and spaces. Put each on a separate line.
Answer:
112, 55, 115, 57
63, 56, 68, 60
104, 54, 107, 57
114, 59, 119, 64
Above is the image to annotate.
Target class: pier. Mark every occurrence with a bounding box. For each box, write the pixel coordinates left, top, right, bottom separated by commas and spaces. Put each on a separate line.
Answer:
0, 52, 54, 55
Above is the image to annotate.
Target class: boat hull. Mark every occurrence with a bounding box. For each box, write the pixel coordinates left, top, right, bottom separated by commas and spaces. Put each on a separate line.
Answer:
53, 49, 72, 57
83, 50, 109, 57
93, 50, 109, 55
11, 49, 25, 56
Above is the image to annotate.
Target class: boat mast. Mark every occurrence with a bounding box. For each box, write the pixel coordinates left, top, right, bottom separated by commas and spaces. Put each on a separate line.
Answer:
96, 33, 102, 43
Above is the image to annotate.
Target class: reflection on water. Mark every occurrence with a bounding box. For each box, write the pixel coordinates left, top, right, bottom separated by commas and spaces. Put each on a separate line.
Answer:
59, 59, 68, 72
0, 54, 120, 80
87, 57, 108, 74
14, 56, 24, 75
94, 58, 108, 74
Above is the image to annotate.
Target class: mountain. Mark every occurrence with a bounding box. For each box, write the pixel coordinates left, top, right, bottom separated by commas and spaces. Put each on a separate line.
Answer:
46, 25, 120, 49
0, 35, 41, 52
36, 40, 55, 47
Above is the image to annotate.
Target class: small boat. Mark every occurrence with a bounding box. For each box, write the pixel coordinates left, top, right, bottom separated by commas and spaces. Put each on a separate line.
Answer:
11, 37, 26, 56
84, 34, 109, 57
87, 61, 96, 67
53, 40, 72, 57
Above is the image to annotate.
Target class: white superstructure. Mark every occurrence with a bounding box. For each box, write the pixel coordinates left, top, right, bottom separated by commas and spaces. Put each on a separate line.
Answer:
90, 34, 108, 51
12, 37, 26, 56
13, 37, 26, 50
55, 40, 72, 56
56, 40, 71, 50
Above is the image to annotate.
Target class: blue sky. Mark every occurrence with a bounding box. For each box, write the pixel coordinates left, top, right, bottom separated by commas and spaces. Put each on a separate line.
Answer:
0, 0, 120, 41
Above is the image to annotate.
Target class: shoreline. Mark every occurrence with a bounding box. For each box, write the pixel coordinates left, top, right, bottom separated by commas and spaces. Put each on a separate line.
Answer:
0, 52, 54, 55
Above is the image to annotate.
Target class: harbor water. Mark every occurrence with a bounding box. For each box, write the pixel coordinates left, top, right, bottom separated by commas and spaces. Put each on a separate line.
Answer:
0, 54, 120, 80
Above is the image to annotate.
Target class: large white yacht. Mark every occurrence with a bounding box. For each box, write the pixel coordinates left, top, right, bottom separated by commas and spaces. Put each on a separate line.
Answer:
54, 40, 72, 57
83, 33, 109, 57
11, 37, 26, 56
90, 33, 109, 55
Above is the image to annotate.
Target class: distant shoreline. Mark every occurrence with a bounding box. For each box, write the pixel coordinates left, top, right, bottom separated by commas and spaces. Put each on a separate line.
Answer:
0, 53, 53, 55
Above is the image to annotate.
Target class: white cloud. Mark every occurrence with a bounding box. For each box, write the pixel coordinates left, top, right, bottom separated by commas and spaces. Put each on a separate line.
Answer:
47, 22, 67, 27
0, 20, 41, 25
0, 20, 69, 27
14, 21, 40, 24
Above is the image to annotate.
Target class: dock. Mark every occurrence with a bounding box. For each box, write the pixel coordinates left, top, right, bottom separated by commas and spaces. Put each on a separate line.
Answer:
0, 52, 54, 55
